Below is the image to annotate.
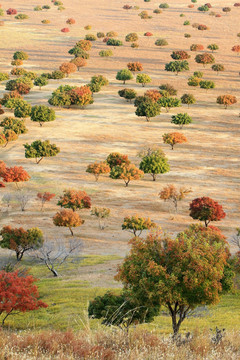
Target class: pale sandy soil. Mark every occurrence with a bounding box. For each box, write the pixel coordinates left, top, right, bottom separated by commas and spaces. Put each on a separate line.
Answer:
0, 0, 240, 283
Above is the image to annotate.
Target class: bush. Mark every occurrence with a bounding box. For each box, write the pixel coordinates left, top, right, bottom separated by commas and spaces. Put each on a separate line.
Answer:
155, 38, 168, 46
131, 43, 139, 48
193, 71, 203, 78
184, 33, 191, 38
171, 113, 192, 128
222, 7, 231, 14
195, 53, 215, 66
198, 24, 209, 30
41, 19, 50, 24
15, 14, 29, 20
10, 68, 27, 76
198, 5, 209, 11
97, 32, 105, 38
144, 32, 153, 36
159, 83, 177, 96
90, 75, 109, 87
0, 117, 27, 135
212, 64, 224, 74
51, 70, 65, 79
138, 11, 152, 19
34, 5, 42, 11
13, 51, 28, 60
153, 9, 162, 14
14, 101, 32, 118
181, 93, 196, 107
207, 44, 219, 52
99, 50, 113, 57
116, 69, 133, 84
127, 62, 143, 72
165, 60, 189, 75
85, 34, 97, 41
159, 3, 169, 8
30, 105, 55, 126
184, 20, 190, 25
136, 73, 151, 87
188, 76, 200, 87
190, 44, 204, 51
125, 33, 138, 42
107, 38, 123, 46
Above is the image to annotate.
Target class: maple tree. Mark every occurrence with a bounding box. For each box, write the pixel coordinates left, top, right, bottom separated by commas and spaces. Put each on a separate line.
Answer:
59, 62, 77, 77
216, 95, 237, 109
57, 189, 91, 211
127, 62, 143, 72
110, 164, 144, 186
159, 184, 192, 212
53, 209, 84, 235
162, 132, 187, 149
2, 166, 30, 189
139, 152, 169, 181
37, 192, 56, 210
24, 140, 60, 164
0, 226, 44, 260
189, 197, 226, 227
0, 270, 48, 326
106, 153, 130, 169
115, 228, 233, 335
86, 161, 110, 181
122, 215, 156, 236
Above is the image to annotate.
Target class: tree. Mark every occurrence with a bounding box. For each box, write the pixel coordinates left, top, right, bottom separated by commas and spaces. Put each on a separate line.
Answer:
106, 153, 130, 169
99, 50, 113, 57
171, 113, 192, 129
90, 75, 109, 87
162, 132, 187, 149
207, 44, 219, 52
37, 192, 55, 210
135, 98, 161, 121
216, 95, 237, 109
195, 53, 215, 66
66, 18, 75, 25
2, 166, 30, 189
127, 62, 143, 72
115, 228, 233, 335
24, 140, 60, 164
159, 84, 177, 96
188, 76, 201, 87
88, 291, 159, 331
68, 47, 89, 59
30, 105, 55, 127
159, 184, 192, 212
110, 164, 144, 187
199, 80, 215, 90
158, 97, 181, 112
171, 51, 190, 60
14, 101, 32, 118
69, 86, 93, 108
0, 161, 6, 177
75, 39, 92, 51
189, 197, 226, 227
231, 45, 240, 55
190, 44, 204, 51
122, 215, 156, 236
125, 33, 138, 42
116, 69, 133, 84
91, 207, 110, 229
144, 90, 162, 102
165, 60, 189, 75
86, 161, 110, 181
0, 226, 44, 261
34, 76, 48, 89
181, 94, 196, 107
70, 57, 87, 71
139, 152, 170, 181
1, 129, 18, 147
13, 51, 28, 60
57, 189, 91, 211
0, 270, 47, 326
222, 7, 231, 14
107, 39, 123, 46
212, 64, 225, 75
53, 209, 84, 235
59, 62, 77, 77
136, 74, 151, 87
119, 89, 137, 103
32, 238, 82, 277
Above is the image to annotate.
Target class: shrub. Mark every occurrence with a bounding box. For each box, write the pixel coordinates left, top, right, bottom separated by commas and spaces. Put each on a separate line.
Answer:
125, 33, 138, 42
61, 28, 69, 33
188, 76, 200, 87
97, 32, 105, 38
30, 105, 55, 126
193, 71, 203, 78
184, 20, 190, 25
42, 5, 51, 9
41, 19, 50, 24
171, 50, 190, 60
198, 5, 209, 11
68, 47, 89, 59
106, 31, 118, 37
51, 70, 65, 79
159, 3, 169, 8
99, 50, 113, 57
118, 89, 137, 103
181, 93, 196, 107
0, 117, 27, 135
116, 69, 133, 84
171, 113, 192, 128
90, 75, 109, 87
15, 14, 29, 20
136, 73, 151, 87
190, 44, 204, 51
184, 33, 191, 38
107, 38, 123, 46
123, 5, 132, 10
155, 38, 168, 46
11, 68, 27, 76
222, 7, 231, 14
85, 34, 97, 41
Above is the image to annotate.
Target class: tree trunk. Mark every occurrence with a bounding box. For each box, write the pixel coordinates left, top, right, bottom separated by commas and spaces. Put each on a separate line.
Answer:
51, 268, 58, 277
69, 227, 74, 236
152, 174, 156, 181
16, 250, 24, 261
36, 157, 43, 164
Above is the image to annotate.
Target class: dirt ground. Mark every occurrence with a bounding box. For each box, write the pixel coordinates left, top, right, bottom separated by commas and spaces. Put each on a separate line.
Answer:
0, 0, 240, 282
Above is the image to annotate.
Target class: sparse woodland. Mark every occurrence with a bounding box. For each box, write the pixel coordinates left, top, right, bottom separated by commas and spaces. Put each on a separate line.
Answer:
0, 0, 240, 358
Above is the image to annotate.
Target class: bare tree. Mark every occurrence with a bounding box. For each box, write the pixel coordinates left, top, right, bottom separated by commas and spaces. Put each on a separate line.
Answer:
15, 191, 32, 211
1, 193, 14, 211
31, 238, 82, 277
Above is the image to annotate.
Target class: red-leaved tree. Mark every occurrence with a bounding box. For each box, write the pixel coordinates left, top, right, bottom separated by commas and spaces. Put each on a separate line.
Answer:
2, 166, 30, 189
37, 192, 56, 210
0, 270, 48, 326
189, 197, 226, 227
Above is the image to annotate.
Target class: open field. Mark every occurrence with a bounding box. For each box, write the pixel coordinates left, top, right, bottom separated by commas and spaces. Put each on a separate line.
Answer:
0, 0, 240, 346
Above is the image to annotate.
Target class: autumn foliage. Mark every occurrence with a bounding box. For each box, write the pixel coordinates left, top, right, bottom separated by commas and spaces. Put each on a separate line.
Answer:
86, 161, 110, 181
159, 184, 192, 212
189, 197, 226, 227
0, 270, 48, 326
2, 166, 30, 188
110, 164, 144, 186
53, 209, 84, 235
216, 95, 237, 108
37, 192, 56, 210
144, 90, 162, 102
127, 62, 143, 72
231, 45, 240, 54
162, 132, 187, 150
59, 62, 77, 77
57, 189, 91, 211
106, 153, 130, 169
122, 215, 156, 236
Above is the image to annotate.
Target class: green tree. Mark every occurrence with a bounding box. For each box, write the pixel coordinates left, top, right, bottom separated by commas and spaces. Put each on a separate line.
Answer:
165, 60, 189, 75
115, 226, 234, 335
188, 76, 200, 87
181, 93, 196, 107
199, 80, 215, 90
158, 97, 181, 112
34, 76, 48, 89
14, 101, 32, 118
24, 140, 60, 164
207, 44, 219, 52
139, 152, 169, 181
212, 64, 225, 75
0, 117, 27, 135
135, 98, 161, 121
122, 215, 156, 236
116, 69, 133, 84
13, 51, 29, 60
136, 73, 152, 87
171, 113, 192, 128
30, 105, 55, 126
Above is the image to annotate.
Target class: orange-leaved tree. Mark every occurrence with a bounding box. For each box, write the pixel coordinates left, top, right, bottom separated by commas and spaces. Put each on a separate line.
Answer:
216, 95, 237, 109
162, 132, 187, 150
127, 62, 143, 72
53, 209, 84, 236
59, 62, 77, 77
57, 189, 91, 211
0, 270, 48, 326
159, 184, 192, 212
2, 166, 30, 189
86, 161, 110, 181
115, 226, 234, 335
110, 164, 144, 186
